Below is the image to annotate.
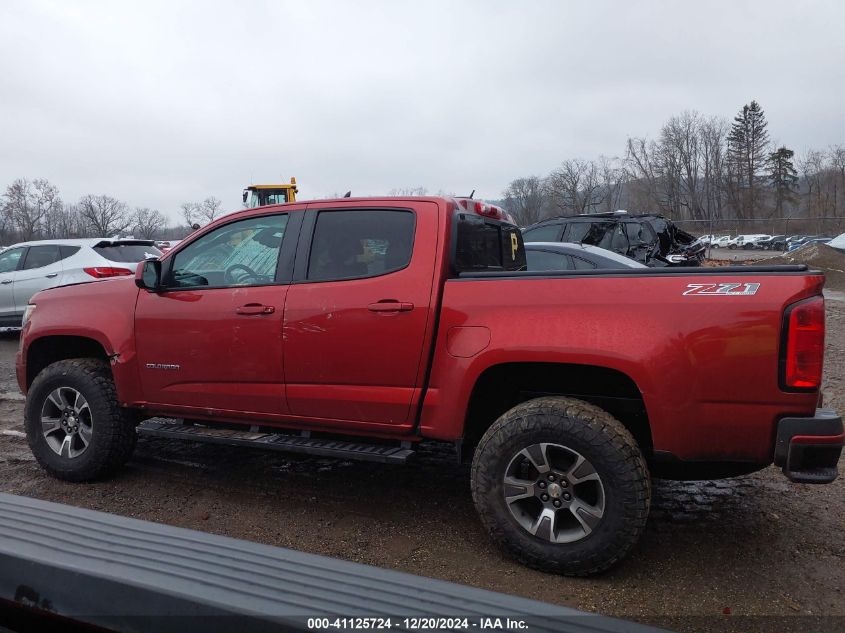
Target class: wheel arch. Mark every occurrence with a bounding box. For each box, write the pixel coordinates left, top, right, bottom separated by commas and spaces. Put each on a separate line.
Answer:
26, 335, 111, 389
462, 361, 652, 457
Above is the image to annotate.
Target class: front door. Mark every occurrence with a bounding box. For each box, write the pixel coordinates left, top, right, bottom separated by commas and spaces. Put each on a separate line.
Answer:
14, 245, 64, 311
283, 203, 438, 427
0, 247, 26, 326
134, 211, 298, 417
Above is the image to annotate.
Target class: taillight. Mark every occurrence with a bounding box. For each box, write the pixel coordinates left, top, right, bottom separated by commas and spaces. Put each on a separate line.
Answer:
83, 267, 133, 279
782, 296, 825, 390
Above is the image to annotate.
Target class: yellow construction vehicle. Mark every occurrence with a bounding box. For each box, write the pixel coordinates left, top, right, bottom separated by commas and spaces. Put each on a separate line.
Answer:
242, 177, 298, 208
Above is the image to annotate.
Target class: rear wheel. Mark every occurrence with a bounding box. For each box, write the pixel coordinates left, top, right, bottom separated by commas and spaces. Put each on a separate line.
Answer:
471, 397, 650, 575
25, 359, 137, 482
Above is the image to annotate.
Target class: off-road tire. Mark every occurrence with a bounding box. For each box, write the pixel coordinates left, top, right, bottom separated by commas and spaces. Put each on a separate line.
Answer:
471, 396, 650, 576
25, 358, 137, 482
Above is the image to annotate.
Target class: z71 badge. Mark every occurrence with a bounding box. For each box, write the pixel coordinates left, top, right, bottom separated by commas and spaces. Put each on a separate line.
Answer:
683, 282, 760, 296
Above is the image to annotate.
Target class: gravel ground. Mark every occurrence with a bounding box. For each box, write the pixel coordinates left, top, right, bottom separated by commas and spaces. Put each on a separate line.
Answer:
0, 299, 843, 633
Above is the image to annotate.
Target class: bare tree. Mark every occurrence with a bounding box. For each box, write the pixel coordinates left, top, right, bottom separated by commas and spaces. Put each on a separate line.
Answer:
45, 203, 84, 238
133, 207, 167, 239
52, 203, 88, 238
199, 197, 222, 223
625, 137, 671, 214
181, 197, 223, 226
597, 156, 628, 213
699, 116, 728, 221
180, 202, 198, 226
660, 111, 706, 219
830, 145, 845, 217
78, 194, 131, 236
388, 187, 428, 196
546, 159, 605, 214
502, 176, 547, 226
2, 178, 62, 241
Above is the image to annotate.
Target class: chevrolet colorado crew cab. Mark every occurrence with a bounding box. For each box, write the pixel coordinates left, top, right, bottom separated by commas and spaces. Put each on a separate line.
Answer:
16, 196, 844, 576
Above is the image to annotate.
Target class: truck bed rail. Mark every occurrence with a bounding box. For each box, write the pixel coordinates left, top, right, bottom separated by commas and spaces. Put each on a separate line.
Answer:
0, 493, 664, 633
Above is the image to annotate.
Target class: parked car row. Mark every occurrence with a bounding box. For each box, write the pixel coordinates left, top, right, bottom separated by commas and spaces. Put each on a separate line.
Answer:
0, 238, 161, 328
706, 233, 835, 251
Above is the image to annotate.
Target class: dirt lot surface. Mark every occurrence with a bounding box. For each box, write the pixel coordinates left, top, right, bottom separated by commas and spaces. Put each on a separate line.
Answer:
1, 297, 844, 632
708, 243, 845, 292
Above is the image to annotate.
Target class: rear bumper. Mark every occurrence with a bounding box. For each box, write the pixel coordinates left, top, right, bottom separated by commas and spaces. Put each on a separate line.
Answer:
774, 409, 843, 483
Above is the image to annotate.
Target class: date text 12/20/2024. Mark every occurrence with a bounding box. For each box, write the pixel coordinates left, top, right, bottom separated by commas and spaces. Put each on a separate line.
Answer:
307, 618, 529, 630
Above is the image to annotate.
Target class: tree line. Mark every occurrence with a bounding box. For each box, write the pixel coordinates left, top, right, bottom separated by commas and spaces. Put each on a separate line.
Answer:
501, 101, 845, 232
0, 179, 224, 245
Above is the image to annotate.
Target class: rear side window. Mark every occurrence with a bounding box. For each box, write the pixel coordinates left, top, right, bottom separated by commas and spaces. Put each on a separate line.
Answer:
307, 209, 415, 282
59, 245, 81, 259
571, 256, 597, 270
21, 245, 61, 270
454, 213, 526, 273
526, 249, 574, 271
563, 222, 594, 243
521, 223, 562, 242
94, 244, 162, 262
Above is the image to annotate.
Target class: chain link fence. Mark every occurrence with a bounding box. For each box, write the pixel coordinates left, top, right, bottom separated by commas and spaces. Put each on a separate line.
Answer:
670, 216, 845, 239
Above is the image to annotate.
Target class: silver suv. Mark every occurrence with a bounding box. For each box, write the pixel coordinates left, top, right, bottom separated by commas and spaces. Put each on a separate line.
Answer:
0, 239, 161, 329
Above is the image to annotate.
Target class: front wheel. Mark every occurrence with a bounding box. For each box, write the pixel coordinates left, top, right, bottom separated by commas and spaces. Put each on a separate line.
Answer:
25, 359, 137, 482
470, 397, 650, 576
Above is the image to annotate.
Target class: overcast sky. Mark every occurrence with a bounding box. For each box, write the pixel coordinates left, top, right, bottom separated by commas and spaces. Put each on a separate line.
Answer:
1, 0, 843, 222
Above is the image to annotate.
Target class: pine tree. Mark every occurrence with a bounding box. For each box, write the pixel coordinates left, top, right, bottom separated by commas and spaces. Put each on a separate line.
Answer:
726, 100, 770, 217
767, 146, 799, 216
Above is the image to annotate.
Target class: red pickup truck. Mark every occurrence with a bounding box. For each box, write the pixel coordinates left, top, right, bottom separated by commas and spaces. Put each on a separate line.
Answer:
16, 196, 843, 575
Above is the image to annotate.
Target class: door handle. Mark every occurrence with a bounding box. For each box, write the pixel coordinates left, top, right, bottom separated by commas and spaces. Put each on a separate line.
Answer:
0, 279, 11, 285
367, 301, 414, 313
236, 303, 275, 315
45, 273, 58, 279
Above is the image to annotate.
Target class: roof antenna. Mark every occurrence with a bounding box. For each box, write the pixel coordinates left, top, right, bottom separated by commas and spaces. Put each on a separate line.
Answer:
468, 189, 475, 199
343, 191, 351, 198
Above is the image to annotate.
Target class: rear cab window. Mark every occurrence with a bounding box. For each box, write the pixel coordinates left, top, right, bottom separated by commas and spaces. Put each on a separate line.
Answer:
454, 212, 526, 274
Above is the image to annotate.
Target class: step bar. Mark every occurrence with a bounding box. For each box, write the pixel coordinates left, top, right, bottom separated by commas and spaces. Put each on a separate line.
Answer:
137, 420, 415, 464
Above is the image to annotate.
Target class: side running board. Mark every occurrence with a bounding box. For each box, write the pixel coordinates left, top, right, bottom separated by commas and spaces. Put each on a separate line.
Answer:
137, 420, 415, 464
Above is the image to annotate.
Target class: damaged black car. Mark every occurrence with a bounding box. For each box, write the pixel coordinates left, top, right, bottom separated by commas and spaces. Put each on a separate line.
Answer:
520, 211, 705, 267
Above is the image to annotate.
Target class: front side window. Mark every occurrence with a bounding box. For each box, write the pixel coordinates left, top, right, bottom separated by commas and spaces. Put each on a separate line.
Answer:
21, 245, 61, 270
167, 214, 288, 288
307, 209, 415, 282
0, 248, 24, 274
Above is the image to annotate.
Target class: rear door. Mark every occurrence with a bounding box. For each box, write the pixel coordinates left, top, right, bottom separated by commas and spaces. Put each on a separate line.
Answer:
282, 202, 438, 427
13, 245, 64, 310
0, 247, 26, 326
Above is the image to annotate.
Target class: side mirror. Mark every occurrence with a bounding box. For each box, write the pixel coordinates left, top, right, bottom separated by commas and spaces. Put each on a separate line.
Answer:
242, 189, 248, 204
135, 259, 162, 291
